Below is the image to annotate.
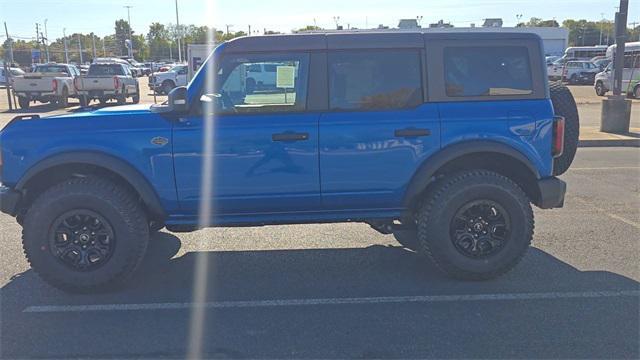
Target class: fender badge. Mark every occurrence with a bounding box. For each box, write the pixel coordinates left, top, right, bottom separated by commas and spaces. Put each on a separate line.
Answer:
151, 137, 169, 146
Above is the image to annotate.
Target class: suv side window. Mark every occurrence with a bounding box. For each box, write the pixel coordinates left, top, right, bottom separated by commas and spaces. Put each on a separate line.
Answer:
208, 53, 309, 114
444, 46, 533, 97
328, 49, 423, 111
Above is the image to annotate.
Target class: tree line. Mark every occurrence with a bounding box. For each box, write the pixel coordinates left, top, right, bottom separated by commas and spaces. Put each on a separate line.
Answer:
2, 18, 639, 66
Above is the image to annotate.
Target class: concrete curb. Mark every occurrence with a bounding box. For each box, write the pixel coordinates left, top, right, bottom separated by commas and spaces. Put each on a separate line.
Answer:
579, 139, 640, 147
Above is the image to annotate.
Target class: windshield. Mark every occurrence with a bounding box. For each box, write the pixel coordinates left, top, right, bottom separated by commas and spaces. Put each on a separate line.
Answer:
88, 64, 125, 76
34, 65, 68, 74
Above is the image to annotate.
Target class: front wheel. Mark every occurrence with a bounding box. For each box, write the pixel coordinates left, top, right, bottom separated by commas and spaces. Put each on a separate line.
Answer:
595, 81, 607, 96
634, 85, 640, 100
416, 170, 533, 281
22, 176, 149, 292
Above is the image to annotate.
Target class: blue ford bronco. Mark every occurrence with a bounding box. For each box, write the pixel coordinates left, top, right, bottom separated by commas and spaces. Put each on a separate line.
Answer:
0, 31, 579, 292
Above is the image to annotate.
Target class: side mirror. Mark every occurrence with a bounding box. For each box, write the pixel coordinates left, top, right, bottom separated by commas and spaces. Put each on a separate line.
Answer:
150, 86, 188, 114
168, 86, 188, 113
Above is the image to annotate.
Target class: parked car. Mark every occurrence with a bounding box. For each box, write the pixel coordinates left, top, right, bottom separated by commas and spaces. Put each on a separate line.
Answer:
12, 63, 81, 109
0, 31, 578, 292
547, 57, 577, 80
594, 63, 640, 99
592, 58, 611, 71
0, 66, 25, 85
149, 65, 188, 94
561, 60, 600, 84
74, 63, 140, 106
120, 57, 151, 76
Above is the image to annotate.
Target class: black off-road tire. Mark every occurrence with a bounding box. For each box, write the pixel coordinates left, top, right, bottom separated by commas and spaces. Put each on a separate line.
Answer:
393, 229, 418, 251
549, 82, 579, 176
22, 176, 149, 292
416, 170, 534, 281
18, 96, 30, 109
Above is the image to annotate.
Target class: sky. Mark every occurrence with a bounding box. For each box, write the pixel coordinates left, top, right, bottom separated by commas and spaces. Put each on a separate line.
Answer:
0, 0, 638, 41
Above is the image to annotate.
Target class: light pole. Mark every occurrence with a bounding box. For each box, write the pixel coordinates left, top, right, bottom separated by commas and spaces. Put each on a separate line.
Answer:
417, 16, 423, 28
63, 28, 69, 63
44, 19, 50, 62
516, 14, 523, 26
599, 13, 605, 45
124, 5, 133, 58
333, 16, 341, 30
175, 0, 182, 63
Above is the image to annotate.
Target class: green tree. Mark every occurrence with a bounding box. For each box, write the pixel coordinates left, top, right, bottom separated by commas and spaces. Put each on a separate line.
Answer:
115, 19, 133, 56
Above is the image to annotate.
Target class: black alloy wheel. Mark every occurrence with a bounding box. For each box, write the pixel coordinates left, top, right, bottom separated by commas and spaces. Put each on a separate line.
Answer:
450, 200, 510, 258
49, 210, 116, 272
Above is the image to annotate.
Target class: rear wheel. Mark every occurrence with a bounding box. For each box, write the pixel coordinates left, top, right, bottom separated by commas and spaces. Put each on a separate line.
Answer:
117, 87, 126, 105
416, 170, 533, 280
79, 95, 89, 107
22, 176, 149, 292
132, 85, 140, 104
57, 87, 69, 108
549, 82, 579, 176
17, 96, 30, 109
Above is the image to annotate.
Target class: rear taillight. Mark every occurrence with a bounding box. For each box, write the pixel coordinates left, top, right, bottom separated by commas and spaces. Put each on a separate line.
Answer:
552, 116, 565, 158
52, 79, 58, 92
113, 76, 120, 90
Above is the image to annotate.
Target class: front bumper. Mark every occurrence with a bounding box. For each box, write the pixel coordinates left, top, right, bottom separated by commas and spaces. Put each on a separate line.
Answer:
536, 177, 566, 209
0, 185, 21, 216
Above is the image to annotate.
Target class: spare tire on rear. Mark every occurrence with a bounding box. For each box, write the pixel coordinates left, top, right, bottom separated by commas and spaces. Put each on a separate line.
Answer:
549, 82, 579, 176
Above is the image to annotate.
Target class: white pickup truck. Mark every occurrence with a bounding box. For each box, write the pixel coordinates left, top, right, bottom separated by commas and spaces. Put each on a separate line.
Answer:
149, 64, 188, 94
75, 63, 140, 106
12, 63, 81, 109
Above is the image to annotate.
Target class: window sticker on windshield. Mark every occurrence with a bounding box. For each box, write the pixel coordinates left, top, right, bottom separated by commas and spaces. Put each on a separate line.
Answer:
276, 66, 296, 89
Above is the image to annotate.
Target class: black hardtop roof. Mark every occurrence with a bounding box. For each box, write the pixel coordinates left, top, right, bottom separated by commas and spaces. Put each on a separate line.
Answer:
222, 30, 542, 53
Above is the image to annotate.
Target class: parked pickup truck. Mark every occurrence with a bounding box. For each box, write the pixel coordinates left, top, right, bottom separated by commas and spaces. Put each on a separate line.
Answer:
75, 63, 140, 106
12, 63, 81, 109
0, 32, 579, 292
149, 64, 188, 94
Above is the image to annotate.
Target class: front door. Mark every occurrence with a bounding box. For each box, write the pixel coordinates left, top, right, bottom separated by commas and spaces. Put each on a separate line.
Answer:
172, 52, 321, 217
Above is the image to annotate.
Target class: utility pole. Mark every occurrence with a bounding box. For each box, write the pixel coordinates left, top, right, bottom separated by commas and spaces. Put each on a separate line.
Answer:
601, 0, 631, 134
124, 5, 133, 58
92, 34, 97, 60
248, 25, 251, 36
226, 24, 233, 36
4, 22, 13, 64
77, 34, 83, 64
102, 38, 106, 57
44, 19, 50, 62
35, 23, 41, 64
63, 28, 69, 63
175, 0, 182, 63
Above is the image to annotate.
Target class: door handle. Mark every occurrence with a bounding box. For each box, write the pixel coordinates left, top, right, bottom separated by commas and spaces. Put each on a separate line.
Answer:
272, 132, 309, 142
394, 128, 431, 138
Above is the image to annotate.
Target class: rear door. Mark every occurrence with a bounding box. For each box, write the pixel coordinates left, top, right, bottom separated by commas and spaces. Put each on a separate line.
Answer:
319, 47, 441, 210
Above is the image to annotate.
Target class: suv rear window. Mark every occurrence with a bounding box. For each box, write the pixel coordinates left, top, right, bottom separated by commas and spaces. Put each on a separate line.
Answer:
329, 50, 423, 111
444, 46, 533, 97
88, 64, 125, 76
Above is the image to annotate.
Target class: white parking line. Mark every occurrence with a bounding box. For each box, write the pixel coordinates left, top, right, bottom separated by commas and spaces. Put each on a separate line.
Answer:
23, 290, 640, 313
570, 167, 640, 171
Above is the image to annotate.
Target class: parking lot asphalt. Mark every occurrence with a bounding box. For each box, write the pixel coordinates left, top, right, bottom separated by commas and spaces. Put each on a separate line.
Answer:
0, 147, 638, 359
